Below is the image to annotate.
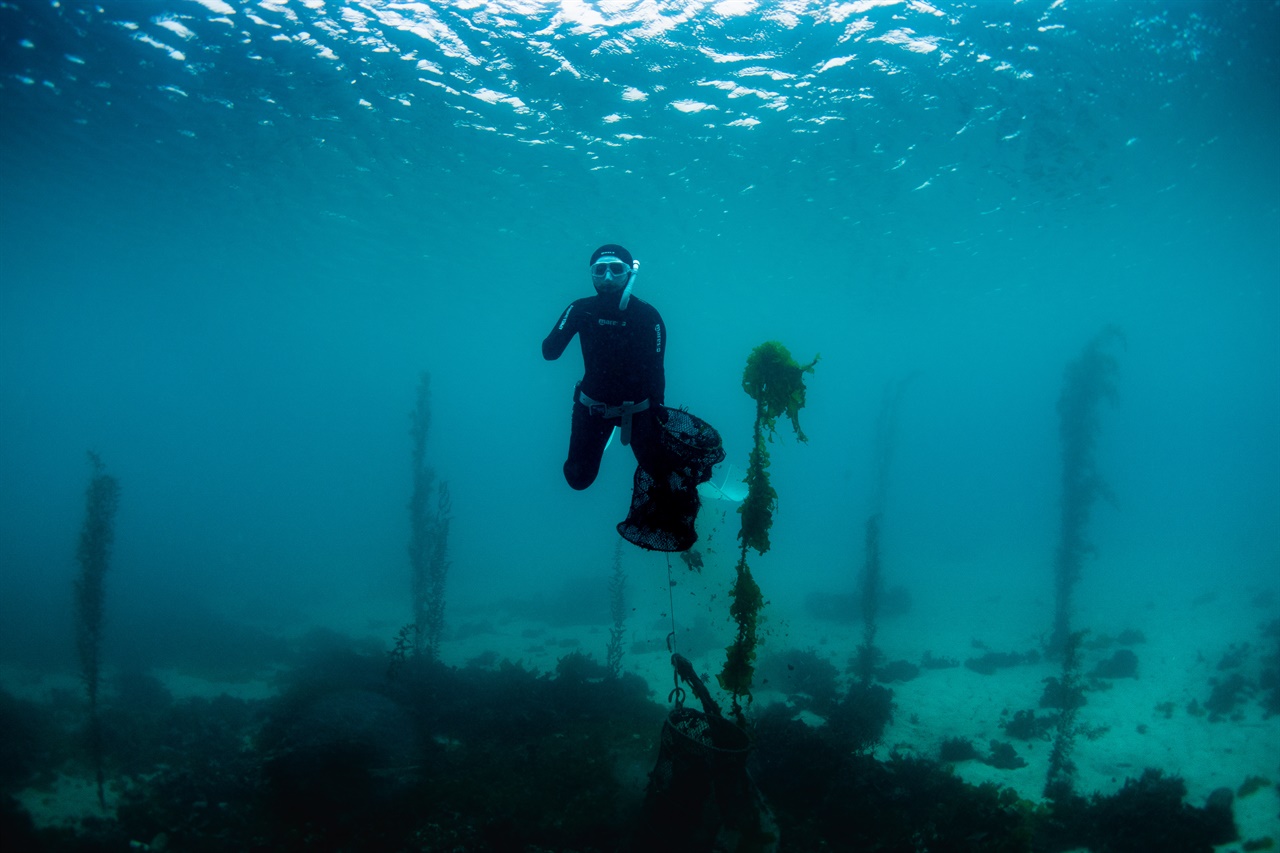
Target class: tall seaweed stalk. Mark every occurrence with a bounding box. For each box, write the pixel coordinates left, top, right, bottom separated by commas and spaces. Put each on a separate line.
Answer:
1045, 630, 1086, 801
423, 482, 452, 659
606, 539, 626, 679
1050, 327, 1123, 658
869, 374, 916, 518
854, 376, 915, 684
719, 342, 817, 724
74, 451, 120, 810
408, 372, 451, 661
853, 515, 881, 686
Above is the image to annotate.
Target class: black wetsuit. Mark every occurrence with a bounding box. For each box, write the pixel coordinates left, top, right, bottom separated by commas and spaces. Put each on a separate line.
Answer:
543, 293, 667, 490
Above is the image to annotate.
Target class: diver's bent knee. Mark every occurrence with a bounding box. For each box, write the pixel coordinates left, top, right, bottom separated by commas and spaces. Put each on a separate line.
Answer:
563, 464, 598, 491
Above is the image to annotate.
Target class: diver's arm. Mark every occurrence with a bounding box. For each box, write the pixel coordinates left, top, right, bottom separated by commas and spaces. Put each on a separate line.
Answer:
651, 312, 667, 406
542, 303, 579, 360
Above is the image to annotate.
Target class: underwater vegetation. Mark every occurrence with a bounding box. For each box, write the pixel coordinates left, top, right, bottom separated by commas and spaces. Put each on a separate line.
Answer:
1035, 769, 1236, 853
739, 342, 819, 446
1002, 708, 1058, 741
1204, 673, 1252, 722
871, 658, 921, 683
72, 452, 120, 811
734, 341, 819, 556
851, 376, 914, 691
1051, 326, 1123, 659
825, 681, 896, 756
965, 648, 1041, 675
720, 342, 818, 723
1, 636, 668, 852
720, 558, 764, 724
1263, 619, 1280, 717
4, 331, 1261, 853
939, 736, 983, 763
1044, 630, 1088, 802
753, 703, 1031, 852
868, 374, 916, 518
1090, 648, 1139, 679
1198, 619, 1280, 722
407, 372, 452, 661
0, 625, 1248, 853
853, 514, 883, 687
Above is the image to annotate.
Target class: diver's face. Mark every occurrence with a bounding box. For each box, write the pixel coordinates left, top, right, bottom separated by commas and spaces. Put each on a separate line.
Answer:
591, 256, 631, 296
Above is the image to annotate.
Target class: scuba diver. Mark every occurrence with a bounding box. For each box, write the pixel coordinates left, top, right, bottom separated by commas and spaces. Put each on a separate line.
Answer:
542, 243, 668, 491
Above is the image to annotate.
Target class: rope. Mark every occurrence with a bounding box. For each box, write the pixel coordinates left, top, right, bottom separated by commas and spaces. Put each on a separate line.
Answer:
665, 552, 685, 707
666, 553, 679, 654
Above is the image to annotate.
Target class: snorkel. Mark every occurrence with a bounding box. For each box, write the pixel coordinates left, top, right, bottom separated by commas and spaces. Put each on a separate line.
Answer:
618, 259, 638, 311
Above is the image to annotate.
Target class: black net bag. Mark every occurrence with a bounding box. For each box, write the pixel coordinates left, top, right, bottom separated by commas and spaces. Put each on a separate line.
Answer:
617, 408, 725, 552
658, 407, 727, 483
635, 654, 778, 851
643, 707, 751, 837
638, 707, 777, 851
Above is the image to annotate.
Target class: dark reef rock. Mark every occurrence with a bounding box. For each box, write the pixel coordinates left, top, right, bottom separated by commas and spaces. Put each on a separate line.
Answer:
1001, 708, 1056, 741
1, 626, 1248, 853
750, 703, 847, 813
555, 650, 609, 681
827, 682, 895, 753
965, 649, 1040, 675
921, 651, 961, 669
263, 688, 423, 824
982, 740, 1028, 770
1087, 770, 1236, 852
1236, 775, 1272, 798
939, 736, 981, 763
750, 718, 1036, 853
1038, 770, 1237, 852
875, 659, 921, 683
1205, 672, 1252, 721
1091, 649, 1139, 679
1262, 619, 1280, 717
0, 689, 60, 792
1217, 643, 1252, 671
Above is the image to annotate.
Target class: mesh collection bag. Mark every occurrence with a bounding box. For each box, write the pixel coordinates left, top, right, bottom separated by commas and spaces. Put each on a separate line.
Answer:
637, 657, 777, 851
644, 708, 752, 836
617, 407, 726, 552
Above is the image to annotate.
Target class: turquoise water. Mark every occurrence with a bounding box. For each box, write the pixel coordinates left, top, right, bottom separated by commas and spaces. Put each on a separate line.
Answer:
1, 0, 1277, 675
1, 2, 1279, 848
